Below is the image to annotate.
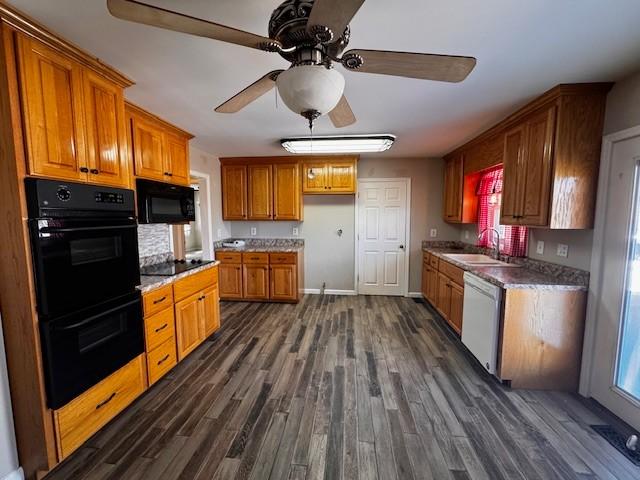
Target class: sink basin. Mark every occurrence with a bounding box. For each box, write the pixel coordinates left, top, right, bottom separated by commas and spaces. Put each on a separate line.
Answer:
442, 253, 521, 268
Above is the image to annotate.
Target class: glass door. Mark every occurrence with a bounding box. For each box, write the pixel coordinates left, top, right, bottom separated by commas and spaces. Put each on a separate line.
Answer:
590, 132, 640, 431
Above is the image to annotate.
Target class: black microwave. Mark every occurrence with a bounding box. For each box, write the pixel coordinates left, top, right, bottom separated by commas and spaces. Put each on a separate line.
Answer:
136, 179, 195, 224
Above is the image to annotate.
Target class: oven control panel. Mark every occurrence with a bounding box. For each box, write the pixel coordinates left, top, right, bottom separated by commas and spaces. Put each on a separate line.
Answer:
95, 192, 125, 204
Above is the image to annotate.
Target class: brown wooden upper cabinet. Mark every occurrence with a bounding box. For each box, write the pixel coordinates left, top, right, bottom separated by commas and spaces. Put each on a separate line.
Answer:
302, 156, 358, 194
16, 33, 132, 188
443, 83, 612, 229
220, 158, 302, 221
126, 102, 193, 187
442, 154, 479, 224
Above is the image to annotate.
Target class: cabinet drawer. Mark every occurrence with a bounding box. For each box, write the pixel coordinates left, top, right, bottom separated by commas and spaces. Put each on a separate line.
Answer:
429, 255, 439, 269
54, 355, 146, 459
144, 307, 176, 352
215, 251, 242, 264
439, 260, 464, 286
143, 285, 173, 317
147, 337, 177, 386
242, 252, 269, 264
174, 266, 217, 302
423, 252, 431, 264
269, 252, 297, 264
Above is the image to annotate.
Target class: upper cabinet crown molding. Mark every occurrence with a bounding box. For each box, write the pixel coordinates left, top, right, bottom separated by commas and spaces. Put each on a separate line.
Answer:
0, 4, 133, 88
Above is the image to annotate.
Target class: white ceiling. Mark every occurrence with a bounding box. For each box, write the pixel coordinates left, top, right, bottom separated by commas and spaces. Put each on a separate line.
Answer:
7, 0, 640, 158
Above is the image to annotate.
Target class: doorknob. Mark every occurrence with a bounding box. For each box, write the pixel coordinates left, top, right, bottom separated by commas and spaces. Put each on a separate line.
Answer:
399, 245, 405, 250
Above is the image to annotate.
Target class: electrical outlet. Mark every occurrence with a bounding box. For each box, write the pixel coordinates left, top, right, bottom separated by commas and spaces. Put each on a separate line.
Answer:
292, 227, 299, 236
557, 243, 569, 258
536, 240, 545, 255
430, 228, 437, 238
464, 230, 469, 240
217, 228, 222, 239
250, 227, 257, 236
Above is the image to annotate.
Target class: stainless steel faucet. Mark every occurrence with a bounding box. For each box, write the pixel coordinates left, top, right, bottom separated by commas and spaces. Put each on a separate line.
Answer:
478, 227, 501, 260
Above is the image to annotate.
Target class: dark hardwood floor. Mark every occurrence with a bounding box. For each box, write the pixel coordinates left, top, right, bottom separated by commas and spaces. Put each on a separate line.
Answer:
47, 295, 640, 479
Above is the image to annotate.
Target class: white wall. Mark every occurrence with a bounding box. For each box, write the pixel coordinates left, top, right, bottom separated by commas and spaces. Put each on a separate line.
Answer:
0, 317, 22, 480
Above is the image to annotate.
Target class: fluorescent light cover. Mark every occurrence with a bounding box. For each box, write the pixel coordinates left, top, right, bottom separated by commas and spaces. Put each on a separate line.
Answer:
281, 135, 395, 154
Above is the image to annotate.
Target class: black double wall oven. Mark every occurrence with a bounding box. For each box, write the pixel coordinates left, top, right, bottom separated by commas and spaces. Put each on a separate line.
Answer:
26, 178, 144, 409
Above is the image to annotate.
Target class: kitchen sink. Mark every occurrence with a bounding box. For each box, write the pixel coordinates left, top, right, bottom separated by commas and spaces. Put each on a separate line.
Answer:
442, 253, 521, 268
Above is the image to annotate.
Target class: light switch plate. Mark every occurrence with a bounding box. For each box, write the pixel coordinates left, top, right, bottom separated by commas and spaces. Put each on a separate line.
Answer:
430, 228, 437, 238
292, 227, 299, 236
250, 227, 257, 236
536, 240, 545, 255
557, 243, 569, 258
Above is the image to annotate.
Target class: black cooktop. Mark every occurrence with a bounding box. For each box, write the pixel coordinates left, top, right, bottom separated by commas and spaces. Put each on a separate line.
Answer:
140, 259, 215, 277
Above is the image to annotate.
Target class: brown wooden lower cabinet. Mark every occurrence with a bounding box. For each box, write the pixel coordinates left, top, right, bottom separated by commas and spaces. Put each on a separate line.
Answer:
175, 291, 204, 360
216, 250, 303, 303
422, 252, 464, 334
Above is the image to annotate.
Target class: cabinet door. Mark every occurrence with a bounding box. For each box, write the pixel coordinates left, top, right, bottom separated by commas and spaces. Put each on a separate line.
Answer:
175, 293, 204, 360
501, 125, 526, 224
421, 261, 430, 299
247, 164, 273, 220
243, 264, 270, 300
428, 268, 439, 305
222, 165, 248, 220
443, 155, 463, 222
164, 132, 190, 186
200, 286, 220, 337
436, 273, 451, 319
327, 162, 356, 193
270, 264, 297, 302
519, 107, 556, 226
218, 264, 243, 299
449, 282, 464, 334
82, 70, 130, 188
302, 163, 327, 193
17, 35, 87, 181
132, 116, 165, 181
273, 162, 301, 220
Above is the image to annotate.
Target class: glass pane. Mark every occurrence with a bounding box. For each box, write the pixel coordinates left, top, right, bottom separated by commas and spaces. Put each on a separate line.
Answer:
616, 163, 640, 401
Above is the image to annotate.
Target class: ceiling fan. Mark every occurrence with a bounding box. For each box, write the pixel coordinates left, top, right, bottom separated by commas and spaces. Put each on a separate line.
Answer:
107, 0, 476, 129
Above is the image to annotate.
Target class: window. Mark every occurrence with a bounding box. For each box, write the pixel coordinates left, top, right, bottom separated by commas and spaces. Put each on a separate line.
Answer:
477, 167, 528, 257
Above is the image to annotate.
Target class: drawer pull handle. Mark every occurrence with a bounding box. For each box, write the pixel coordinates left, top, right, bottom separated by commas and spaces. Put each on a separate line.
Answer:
155, 323, 168, 333
157, 354, 170, 365
96, 392, 116, 410
153, 296, 167, 304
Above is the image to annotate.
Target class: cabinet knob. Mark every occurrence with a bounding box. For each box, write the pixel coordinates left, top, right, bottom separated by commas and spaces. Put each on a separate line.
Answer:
90, 169, 99, 174
79, 167, 89, 173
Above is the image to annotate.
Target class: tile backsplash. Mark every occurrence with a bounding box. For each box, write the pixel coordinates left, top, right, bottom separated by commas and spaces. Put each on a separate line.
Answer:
138, 224, 172, 261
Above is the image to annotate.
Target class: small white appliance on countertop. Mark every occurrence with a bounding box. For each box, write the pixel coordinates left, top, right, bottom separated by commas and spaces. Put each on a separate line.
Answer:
222, 240, 246, 248
461, 272, 502, 375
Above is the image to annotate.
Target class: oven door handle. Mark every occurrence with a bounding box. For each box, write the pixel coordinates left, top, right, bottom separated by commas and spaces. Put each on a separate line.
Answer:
53, 298, 140, 331
39, 224, 137, 234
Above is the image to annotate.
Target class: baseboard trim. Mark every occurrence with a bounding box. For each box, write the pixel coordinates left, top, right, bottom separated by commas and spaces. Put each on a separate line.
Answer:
303, 289, 357, 296
407, 292, 423, 298
1, 467, 24, 480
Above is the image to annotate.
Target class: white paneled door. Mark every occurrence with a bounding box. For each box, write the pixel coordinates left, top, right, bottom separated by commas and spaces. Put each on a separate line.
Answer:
357, 179, 409, 296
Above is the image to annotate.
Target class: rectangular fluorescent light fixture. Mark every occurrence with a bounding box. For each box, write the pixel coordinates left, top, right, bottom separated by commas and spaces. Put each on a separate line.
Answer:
281, 134, 395, 154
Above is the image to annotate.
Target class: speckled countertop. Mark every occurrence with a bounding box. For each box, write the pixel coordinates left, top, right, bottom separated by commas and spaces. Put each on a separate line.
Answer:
424, 247, 588, 291
137, 261, 220, 294
214, 238, 304, 254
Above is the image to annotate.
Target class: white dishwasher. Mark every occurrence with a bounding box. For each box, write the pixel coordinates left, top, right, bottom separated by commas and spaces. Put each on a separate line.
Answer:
461, 272, 502, 375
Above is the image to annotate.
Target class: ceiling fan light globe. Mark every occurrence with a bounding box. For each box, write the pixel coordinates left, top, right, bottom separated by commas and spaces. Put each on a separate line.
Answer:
276, 65, 345, 118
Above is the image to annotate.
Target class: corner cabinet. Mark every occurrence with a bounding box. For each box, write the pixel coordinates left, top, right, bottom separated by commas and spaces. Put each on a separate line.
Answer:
126, 102, 193, 187
442, 154, 479, 224
443, 83, 612, 229
220, 158, 303, 221
16, 33, 132, 188
302, 156, 358, 194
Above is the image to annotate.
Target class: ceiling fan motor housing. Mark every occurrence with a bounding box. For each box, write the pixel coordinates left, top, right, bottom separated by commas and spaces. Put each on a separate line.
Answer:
269, 0, 350, 63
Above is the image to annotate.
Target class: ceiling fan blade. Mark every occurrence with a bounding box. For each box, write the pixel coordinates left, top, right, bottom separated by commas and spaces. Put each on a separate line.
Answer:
306, 0, 365, 43
329, 95, 356, 128
342, 49, 476, 82
215, 70, 284, 113
107, 0, 280, 51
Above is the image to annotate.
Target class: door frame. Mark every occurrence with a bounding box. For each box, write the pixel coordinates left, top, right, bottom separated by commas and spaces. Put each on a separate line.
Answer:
190, 169, 214, 261
581, 125, 640, 407
355, 178, 411, 297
